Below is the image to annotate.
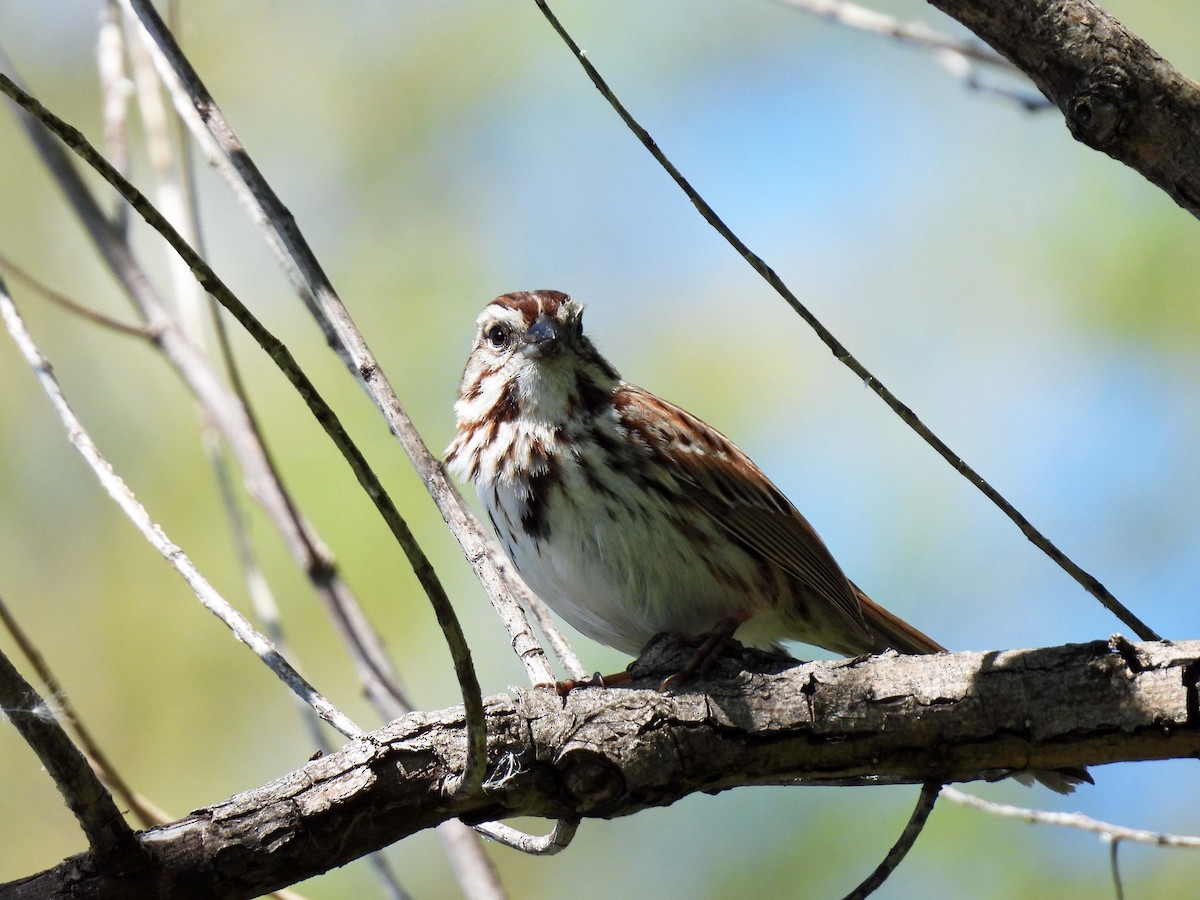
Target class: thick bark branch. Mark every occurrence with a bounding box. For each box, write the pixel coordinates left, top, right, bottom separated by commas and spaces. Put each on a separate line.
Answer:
5, 639, 1198, 899
927, 0, 1200, 218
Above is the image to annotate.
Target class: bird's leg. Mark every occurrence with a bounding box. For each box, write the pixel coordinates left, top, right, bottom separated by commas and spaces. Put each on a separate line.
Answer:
552, 670, 632, 696
551, 610, 752, 694
658, 612, 748, 691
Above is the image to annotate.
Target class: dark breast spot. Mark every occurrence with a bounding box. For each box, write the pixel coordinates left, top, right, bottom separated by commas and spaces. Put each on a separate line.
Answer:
491, 379, 519, 423
520, 462, 562, 540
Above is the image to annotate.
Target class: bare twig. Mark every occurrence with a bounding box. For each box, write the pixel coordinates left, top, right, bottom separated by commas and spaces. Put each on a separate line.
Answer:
774, 0, 1049, 109
474, 819, 579, 856
0, 276, 362, 740
432, 817, 509, 899
120, 2, 384, 743
123, 2, 207, 346
91, 4, 496, 781
940, 786, 1200, 848
1109, 838, 1126, 900
0, 600, 144, 872
523, 592, 588, 683
842, 781, 940, 899
98, 0, 131, 233
0, 252, 152, 337
532, 0, 1161, 643
778, 0, 1009, 67
486, 538, 586, 681
208, 450, 419, 898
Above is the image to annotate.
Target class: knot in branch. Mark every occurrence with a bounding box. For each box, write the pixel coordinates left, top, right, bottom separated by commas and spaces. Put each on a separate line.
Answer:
1066, 62, 1133, 146
557, 748, 625, 813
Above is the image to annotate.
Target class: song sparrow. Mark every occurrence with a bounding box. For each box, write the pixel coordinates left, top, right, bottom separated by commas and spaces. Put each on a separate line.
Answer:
448, 290, 1088, 792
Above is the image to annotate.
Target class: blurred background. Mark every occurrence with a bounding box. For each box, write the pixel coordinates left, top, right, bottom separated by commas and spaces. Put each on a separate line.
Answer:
0, 1, 1197, 896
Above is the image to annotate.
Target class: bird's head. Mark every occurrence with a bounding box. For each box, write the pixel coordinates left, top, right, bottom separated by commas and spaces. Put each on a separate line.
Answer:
455, 290, 620, 427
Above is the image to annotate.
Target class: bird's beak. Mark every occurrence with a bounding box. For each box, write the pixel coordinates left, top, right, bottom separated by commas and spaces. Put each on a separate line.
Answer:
522, 314, 563, 358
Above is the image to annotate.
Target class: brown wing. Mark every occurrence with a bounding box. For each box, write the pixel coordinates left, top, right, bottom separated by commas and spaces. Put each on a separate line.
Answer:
614, 385, 871, 642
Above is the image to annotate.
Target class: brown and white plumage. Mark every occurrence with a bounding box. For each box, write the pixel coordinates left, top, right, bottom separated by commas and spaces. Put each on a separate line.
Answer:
446, 289, 940, 657
448, 290, 1087, 792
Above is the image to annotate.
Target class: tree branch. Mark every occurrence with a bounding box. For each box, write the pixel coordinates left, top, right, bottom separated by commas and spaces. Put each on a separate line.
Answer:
6, 638, 1197, 899
926, 0, 1200, 219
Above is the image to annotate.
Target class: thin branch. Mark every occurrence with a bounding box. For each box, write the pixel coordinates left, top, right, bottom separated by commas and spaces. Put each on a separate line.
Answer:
208, 447, 420, 898
774, 0, 1050, 109
123, 1, 207, 347
0, 252, 152, 338
532, 0, 1161, 644
843, 781, 940, 900
119, 0, 554, 708
486, 541, 587, 682
121, 17, 418, 728
0, 275, 362, 740
781, 0, 1009, 66
473, 819, 579, 856
432, 819, 509, 899
1110, 838, 1125, 900
124, 0, 417, 733
364, 854, 411, 900
97, 0, 131, 234
940, 786, 1200, 849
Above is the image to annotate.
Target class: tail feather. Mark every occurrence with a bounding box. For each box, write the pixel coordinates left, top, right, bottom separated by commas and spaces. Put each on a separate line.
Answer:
854, 588, 945, 655
851, 586, 1091, 794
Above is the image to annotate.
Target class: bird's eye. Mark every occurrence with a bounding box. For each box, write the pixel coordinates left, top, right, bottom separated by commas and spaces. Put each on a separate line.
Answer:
486, 324, 509, 349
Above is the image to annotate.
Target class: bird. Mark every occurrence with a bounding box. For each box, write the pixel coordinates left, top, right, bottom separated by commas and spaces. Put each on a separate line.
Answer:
447, 289, 1089, 793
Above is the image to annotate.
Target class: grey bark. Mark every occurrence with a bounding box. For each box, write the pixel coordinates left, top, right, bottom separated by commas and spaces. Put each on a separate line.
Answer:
4, 638, 1197, 899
